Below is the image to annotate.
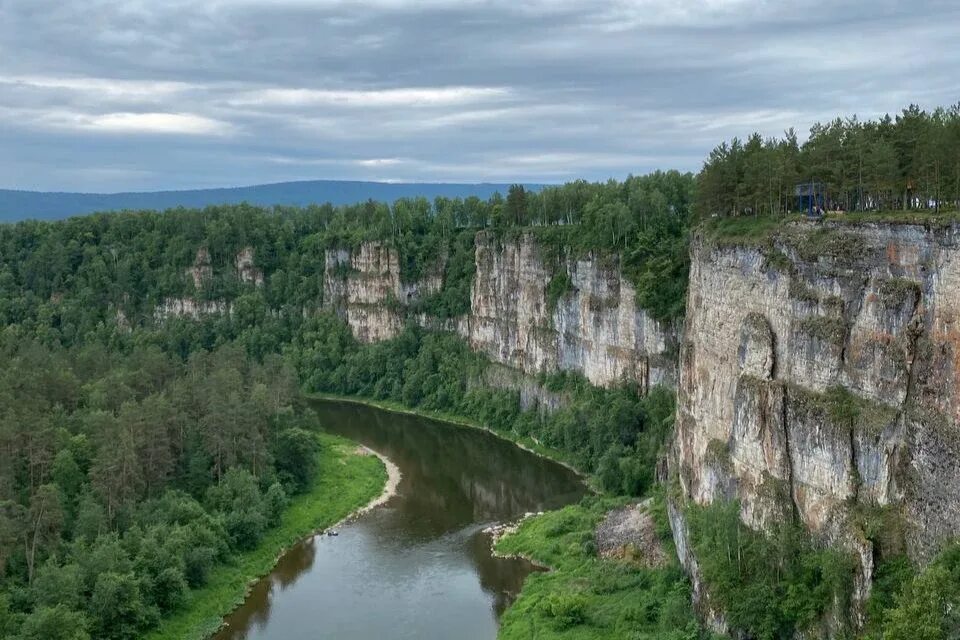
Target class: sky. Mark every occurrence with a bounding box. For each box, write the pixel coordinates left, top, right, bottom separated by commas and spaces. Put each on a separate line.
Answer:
1, 0, 957, 192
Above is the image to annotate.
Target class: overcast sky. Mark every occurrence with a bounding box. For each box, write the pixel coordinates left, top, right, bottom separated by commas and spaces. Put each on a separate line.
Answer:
1, 0, 956, 192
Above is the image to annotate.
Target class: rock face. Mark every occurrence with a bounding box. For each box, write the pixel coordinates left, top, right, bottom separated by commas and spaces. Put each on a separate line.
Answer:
324, 232, 678, 390
157, 247, 262, 321
463, 232, 676, 389
670, 220, 960, 630
234, 247, 264, 286
155, 297, 231, 320
323, 242, 444, 343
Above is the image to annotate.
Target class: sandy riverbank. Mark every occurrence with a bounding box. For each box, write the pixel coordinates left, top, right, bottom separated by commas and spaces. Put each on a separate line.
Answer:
327, 446, 402, 530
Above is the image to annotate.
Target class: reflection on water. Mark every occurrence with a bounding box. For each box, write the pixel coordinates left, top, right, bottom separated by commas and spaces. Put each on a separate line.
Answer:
214, 400, 585, 640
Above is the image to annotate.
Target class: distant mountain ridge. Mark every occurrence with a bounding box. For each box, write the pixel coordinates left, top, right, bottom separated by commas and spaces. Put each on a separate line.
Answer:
0, 180, 542, 222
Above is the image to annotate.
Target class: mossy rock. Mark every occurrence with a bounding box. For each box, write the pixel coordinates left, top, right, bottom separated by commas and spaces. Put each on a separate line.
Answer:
789, 278, 820, 303
877, 278, 921, 309
797, 315, 848, 346
705, 438, 734, 474
788, 383, 898, 437
545, 271, 573, 312
764, 248, 794, 274
782, 227, 868, 268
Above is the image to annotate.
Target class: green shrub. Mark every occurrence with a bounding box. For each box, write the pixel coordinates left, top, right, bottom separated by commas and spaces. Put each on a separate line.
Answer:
546, 271, 573, 312
872, 542, 960, 640
538, 593, 588, 629
581, 539, 598, 557
877, 278, 921, 308
686, 500, 854, 639
797, 315, 848, 345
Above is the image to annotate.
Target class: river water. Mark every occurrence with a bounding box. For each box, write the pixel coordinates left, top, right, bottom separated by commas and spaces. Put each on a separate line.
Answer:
214, 399, 586, 640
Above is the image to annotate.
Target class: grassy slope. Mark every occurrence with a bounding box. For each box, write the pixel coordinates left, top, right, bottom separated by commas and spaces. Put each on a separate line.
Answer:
831, 209, 960, 225
698, 215, 795, 247
496, 495, 700, 640
699, 209, 960, 248
145, 432, 387, 640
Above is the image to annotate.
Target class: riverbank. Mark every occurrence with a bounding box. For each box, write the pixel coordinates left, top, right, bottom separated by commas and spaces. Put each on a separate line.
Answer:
307, 392, 593, 485
494, 494, 698, 639
144, 432, 389, 640
306, 394, 692, 638
330, 445, 402, 527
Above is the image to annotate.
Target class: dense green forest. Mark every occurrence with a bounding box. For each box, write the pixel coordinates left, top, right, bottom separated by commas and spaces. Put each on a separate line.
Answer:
0, 335, 325, 639
697, 104, 960, 216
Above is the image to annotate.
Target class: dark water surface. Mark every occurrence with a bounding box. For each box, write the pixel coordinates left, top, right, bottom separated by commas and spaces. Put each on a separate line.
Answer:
214, 400, 586, 640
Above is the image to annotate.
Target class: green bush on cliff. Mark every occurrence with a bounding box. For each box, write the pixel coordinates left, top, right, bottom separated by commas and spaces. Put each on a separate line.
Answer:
686, 500, 854, 639
866, 542, 960, 640
877, 278, 921, 309
410, 229, 477, 318
625, 210, 690, 322
546, 271, 573, 312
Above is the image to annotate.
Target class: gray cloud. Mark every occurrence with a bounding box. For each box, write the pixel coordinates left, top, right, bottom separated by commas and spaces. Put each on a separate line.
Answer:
0, 0, 956, 191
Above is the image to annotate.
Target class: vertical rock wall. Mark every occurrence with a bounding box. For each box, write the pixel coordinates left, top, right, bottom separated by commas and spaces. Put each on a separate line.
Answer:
462, 232, 676, 389
156, 246, 262, 320
322, 241, 444, 343
323, 232, 678, 390
670, 221, 960, 630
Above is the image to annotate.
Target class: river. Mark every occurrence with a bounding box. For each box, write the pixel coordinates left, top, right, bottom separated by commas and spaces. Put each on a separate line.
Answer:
214, 399, 586, 640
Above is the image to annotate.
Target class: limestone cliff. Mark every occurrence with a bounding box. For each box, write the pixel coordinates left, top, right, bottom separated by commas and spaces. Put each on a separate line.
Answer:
323, 232, 677, 390
322, 241, 444, 343
156, 246, 263, 320
670, 220, 960, 630
463, 232, 676, 390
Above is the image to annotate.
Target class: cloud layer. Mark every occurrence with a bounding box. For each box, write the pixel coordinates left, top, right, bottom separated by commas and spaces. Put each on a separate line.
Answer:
1, 0, 956, 191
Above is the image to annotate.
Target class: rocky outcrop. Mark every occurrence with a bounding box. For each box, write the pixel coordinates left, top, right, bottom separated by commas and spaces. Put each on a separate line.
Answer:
154, 297, 230, 320
235, 247, 264, 286
595, 498, 669, 568
461, 232, 676, 389
156, 247, 262, 321
324, 232, 678, 390
670, 220, 960, 630
323, 242, 443, 343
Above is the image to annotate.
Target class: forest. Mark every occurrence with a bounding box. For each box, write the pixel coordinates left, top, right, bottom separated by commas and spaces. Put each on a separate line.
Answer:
0, 335, 326, 639
0, 168, 693, 338
697, 104, 960, 217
